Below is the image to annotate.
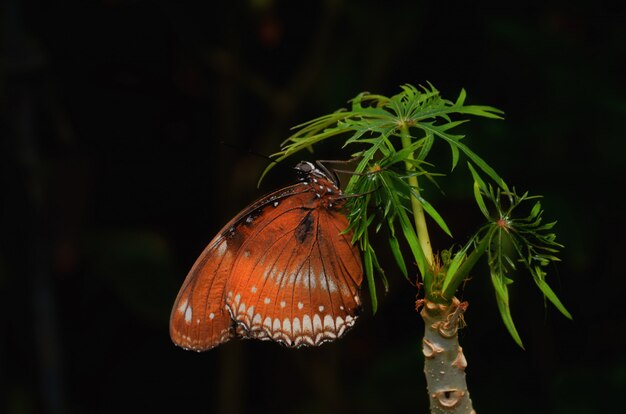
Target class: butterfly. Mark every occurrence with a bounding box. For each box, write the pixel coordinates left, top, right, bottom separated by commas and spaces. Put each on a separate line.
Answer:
170, 161, 363, 351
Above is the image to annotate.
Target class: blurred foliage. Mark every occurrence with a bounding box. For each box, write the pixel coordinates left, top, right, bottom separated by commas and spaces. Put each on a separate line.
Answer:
85, 230, 177, 324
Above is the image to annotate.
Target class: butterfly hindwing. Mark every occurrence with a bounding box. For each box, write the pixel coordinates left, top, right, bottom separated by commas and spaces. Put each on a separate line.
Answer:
226, 185, 363, 347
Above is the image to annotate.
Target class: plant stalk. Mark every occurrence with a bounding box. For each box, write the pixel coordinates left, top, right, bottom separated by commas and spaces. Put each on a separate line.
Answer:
400, 125, 434, 267
442, 232, 492, 300
421, 297, 475, 414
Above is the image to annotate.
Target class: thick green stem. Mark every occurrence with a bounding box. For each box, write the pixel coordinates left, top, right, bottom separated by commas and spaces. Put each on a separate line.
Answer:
400, 125, 434, 267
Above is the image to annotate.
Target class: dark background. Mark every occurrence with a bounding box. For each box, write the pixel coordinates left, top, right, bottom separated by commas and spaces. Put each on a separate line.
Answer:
2, 1, 624, 413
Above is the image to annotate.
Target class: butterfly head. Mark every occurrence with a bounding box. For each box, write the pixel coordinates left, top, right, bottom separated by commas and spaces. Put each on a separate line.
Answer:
294, 161, 340, 188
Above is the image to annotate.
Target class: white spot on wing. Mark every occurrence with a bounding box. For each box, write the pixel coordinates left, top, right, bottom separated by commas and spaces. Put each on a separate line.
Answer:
327, 276, 337, 293
184, 307, 193, 324
298, 302, 304, 310
217, 241, 227, 257
302, 315, 312, 333
209, 312, 215, 320
318, 305, 325, 312
288, 271, 297, 286
293, 317, 301, 335
178, 299, 188, 314
280, 301, 286, 308
264, 297, 271, 305
282, 318, 291, 334
324, 314, 334, 330
251, 285, 257, 293
313, 314, 323, 332
319, 272, 328, 291
264, 266, 278, 282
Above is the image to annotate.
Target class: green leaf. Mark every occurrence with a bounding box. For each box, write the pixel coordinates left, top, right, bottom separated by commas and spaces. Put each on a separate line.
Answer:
442, 241, 471, 293
455, 88, 467, 106
416, 132, 434, 161
414, 194, 452, 237
474, 181, 490, 220
532, 267, 573, 319
370, 247, 389, 293
364, 246, 378, 314
398, 209, 427, 276
458, 105, 505, 119
389, 235, 409, 280
529, 201, 542, 219
450, 142, 460, 170
490, 272, 525, 348
468, 163, 490, 219
457, 142, 508, 191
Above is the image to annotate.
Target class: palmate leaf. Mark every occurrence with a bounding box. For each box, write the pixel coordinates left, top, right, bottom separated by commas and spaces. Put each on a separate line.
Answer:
465, 165, 569, 346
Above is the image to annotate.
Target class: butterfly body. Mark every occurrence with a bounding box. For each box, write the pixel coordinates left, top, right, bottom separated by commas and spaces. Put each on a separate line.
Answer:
170, 162, 363, 351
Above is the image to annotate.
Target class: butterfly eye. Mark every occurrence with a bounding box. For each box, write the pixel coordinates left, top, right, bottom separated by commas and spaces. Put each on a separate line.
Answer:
294, 161, 316, 174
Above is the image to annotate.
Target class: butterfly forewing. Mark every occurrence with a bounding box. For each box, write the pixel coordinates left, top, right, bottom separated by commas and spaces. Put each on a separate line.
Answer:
169, 237, 234, 350
170, 162, 363, 350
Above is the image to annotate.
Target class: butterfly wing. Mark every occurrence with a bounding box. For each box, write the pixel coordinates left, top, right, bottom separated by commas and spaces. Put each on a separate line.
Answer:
169, 236, 234, 351
170, 183, 310, 351
226, 187, 363, 347
171, 167, 364, 351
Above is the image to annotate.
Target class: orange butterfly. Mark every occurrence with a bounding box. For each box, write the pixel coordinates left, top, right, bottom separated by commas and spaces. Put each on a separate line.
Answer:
170, 161, 363, 351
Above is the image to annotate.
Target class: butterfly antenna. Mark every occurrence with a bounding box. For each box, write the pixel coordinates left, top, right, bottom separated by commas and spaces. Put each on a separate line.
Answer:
219, 141, 277, 164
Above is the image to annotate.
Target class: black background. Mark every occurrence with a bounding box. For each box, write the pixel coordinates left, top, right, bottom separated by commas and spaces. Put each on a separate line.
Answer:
2, 1, 624, 413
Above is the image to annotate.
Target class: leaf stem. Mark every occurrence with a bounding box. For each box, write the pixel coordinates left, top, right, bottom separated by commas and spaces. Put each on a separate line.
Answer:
400, 124, 434, 268
441, 230, 491, 300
